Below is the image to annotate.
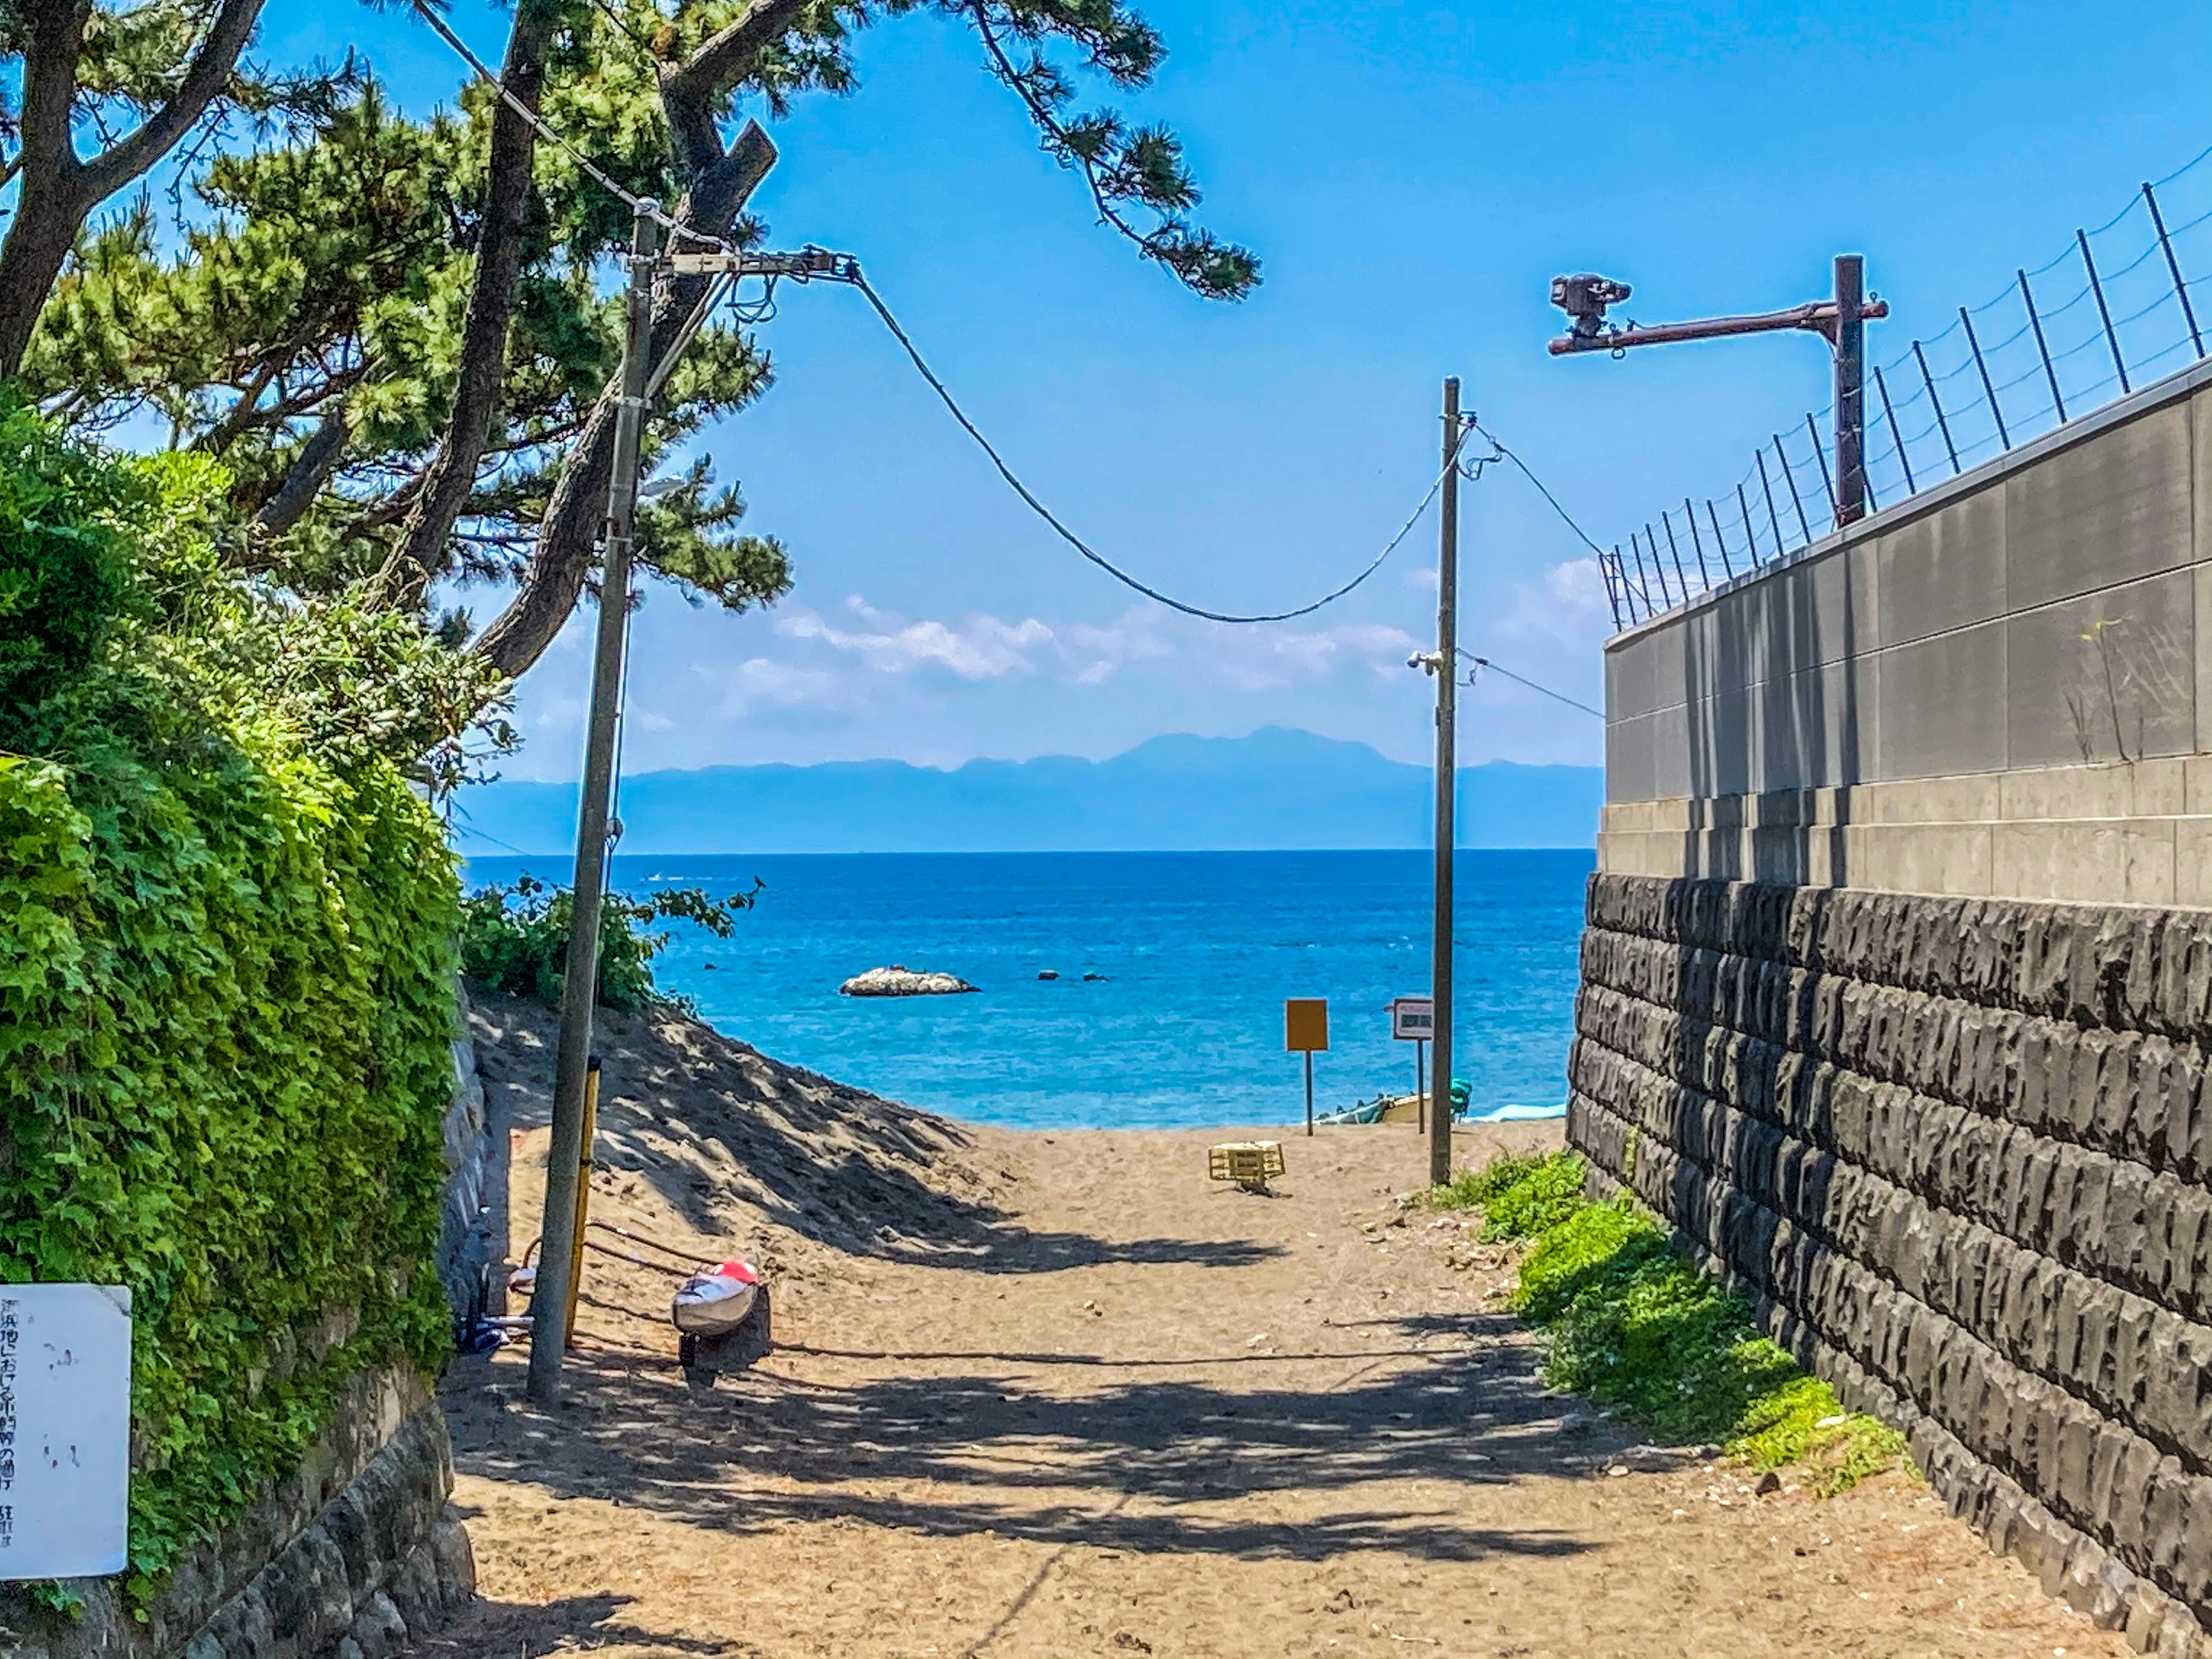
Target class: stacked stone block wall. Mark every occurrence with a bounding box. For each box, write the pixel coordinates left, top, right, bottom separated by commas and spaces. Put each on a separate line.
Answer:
10, 990, 496, 1659
14, 1368, 472, 1659
1568, 870, 2212, 1656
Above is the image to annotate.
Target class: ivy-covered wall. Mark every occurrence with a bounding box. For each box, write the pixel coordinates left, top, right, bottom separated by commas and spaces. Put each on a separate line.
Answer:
0, 406, 463, 1600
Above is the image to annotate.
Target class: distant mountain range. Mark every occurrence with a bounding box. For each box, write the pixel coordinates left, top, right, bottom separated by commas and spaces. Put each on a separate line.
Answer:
450, 726, 1602, 854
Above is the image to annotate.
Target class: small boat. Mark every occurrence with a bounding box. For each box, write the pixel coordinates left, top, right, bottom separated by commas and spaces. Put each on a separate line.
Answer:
1315, 1084, 1473, 1128
1316, 1094, 1388, 1127
671, 1259, 763, 1336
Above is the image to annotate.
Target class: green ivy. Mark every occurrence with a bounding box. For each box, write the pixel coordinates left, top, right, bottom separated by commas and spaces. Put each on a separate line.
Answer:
0, 414, 461, 1600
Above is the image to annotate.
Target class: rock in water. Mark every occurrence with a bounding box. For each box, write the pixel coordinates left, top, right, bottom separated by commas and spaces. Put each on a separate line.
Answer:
1037, 969, 1059, 981
839, 966, 980, 998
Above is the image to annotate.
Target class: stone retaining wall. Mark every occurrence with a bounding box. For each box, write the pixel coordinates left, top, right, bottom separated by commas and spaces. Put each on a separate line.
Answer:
1567, 870, 2212, 1656
12, 1367, 472, 1659
8, 990, 495, 1659
435, 986, 494, 1328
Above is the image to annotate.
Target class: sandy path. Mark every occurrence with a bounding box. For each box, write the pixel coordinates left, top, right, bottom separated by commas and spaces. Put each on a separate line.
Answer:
418, 999, 2125, 1659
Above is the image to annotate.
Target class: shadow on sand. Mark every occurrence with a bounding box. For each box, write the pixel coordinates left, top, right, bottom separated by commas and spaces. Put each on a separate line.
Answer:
448, 1304, 1607, 1569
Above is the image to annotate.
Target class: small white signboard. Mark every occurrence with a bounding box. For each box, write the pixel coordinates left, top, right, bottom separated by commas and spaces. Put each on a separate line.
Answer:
1391, 997, 1435, 1040
1, 1285, 133, 1580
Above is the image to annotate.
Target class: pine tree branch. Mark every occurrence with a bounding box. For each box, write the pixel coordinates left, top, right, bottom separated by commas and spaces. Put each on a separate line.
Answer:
82, 0, 268, 199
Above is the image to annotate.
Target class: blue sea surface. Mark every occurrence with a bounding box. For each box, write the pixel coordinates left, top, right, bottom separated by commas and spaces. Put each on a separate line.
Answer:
462, 849, 1592, 1132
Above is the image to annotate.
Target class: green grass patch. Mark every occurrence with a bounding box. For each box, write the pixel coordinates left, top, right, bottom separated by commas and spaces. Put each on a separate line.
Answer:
1433, 1152, 1909, 1494
1425, 1149, 1585, 1240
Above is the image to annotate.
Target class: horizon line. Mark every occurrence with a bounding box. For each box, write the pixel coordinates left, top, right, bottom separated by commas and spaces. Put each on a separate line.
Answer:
453, 844, 1600, 858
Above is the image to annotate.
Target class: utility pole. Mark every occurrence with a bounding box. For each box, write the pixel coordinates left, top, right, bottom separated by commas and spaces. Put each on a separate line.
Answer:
528, 202, 660, 1406
1428, 377, 1461, 1189
1548, 259, 1887, 533
1832, 254, 1867, 525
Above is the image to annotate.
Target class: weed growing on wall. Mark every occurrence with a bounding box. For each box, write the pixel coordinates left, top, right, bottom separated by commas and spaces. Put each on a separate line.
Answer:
0, 406, 465, 1597
1434, 1152, 1908, 1494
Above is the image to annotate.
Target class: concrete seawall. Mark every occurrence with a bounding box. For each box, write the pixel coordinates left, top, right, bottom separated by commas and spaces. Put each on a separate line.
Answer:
1576, 358, 2212, 1650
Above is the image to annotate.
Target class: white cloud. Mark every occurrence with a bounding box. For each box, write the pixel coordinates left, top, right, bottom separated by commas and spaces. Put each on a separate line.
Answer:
684, 596, 1430, 711
775, 605, 1054, 680
1061, 605, 1423, 694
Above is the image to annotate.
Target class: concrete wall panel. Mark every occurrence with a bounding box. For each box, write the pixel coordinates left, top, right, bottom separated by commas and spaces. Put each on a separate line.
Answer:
1604, 373, 2211, 810
1877, 620, 2009, 779
1605, 709, 1660, 804
1877, 484, 2008, 649
1611, 613, 1688, 721
2005, 569, 2198, 770
2005, 400, 2194, 613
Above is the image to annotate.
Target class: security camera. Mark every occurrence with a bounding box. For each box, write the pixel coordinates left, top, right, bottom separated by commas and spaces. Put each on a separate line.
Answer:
1550, 272, 1631, 340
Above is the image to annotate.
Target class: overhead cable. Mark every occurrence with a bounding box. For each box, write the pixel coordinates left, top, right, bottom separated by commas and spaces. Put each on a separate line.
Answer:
1456, 649, 1603, 718
407, 0, 1476, 624
405, 0, 724, 249
1464, 419, 1612, 562
850, 270, 1471, 623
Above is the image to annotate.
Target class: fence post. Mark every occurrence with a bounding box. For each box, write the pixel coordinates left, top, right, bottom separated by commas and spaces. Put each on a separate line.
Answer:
1872, 364, 1915, 494
1772, 431, 1814, 545
1756, 447, 1786, 554
1960, 306, 2010, 450
1806, 414, 1840, 527
1736, 481, 1760, 567
1637, 528, 1672, 608
1661, 511, 1694, 594
1913, 340, 1961, 475
2079, 228, 2131, 395
2018, 269, 2067, 423
1681, 500, 1713, 586
1705, 499, 1737, 578
1616, 544, 1652, 620
2143, 181, 2205, 359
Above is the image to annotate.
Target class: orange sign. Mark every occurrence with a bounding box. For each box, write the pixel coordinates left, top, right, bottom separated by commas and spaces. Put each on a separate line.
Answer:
1284, 998, 1330, 1052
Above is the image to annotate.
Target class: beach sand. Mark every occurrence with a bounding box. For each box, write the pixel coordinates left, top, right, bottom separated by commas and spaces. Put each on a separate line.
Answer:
415, 994, 2126, 1659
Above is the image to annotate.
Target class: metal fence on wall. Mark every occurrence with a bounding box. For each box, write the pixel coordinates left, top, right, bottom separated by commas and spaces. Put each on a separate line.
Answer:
1604, 145, 2212, 632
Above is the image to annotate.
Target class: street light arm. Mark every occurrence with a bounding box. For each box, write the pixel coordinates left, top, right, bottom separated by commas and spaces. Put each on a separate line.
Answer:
1549, 294, 1889, 356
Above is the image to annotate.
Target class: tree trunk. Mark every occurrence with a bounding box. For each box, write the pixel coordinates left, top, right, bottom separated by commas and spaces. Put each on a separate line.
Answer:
470, 122, 777, 680
0, 0, 92, 375
0, 0, 268, 376
252, 397, 353, 537
379, 0, 554, 607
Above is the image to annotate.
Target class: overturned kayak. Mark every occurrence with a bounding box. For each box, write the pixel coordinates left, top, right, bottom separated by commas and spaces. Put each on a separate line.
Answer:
672, 1259, 763, 1336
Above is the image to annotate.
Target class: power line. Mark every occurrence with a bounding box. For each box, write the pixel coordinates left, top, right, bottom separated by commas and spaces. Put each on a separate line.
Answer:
851, 270, 1472, 624
405, 0, 722, 249
409, 0, 1475, 624
1465, 418, 1611, 562
1456, 649, 1603, 718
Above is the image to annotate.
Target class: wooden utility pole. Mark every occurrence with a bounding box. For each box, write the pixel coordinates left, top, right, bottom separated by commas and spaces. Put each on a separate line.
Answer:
528, 203, 660, 1405
1833, 253, 1868, 525
1428, 377, 1461, 1188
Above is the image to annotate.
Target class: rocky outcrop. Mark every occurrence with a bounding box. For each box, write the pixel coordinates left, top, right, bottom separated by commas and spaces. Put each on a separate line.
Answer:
1566, 871, 2212, 1657
839, 965, 979, 997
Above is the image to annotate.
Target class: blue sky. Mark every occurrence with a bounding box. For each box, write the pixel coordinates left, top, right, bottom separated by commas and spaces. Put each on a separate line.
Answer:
272, 0, 2212, 777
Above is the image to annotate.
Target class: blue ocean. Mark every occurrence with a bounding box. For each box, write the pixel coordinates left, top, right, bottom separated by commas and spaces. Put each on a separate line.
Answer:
461, 850, 1593, 1132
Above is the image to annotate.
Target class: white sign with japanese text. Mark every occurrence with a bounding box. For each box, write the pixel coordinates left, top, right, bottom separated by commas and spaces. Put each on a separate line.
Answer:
0, 1284, 132, 1580
1391, 997, 1435, 1040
